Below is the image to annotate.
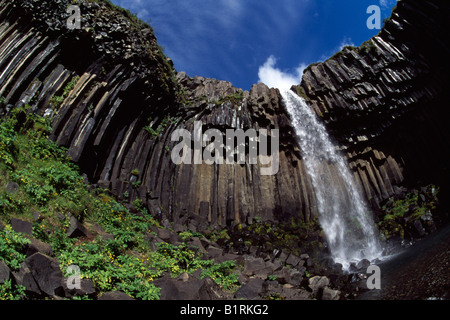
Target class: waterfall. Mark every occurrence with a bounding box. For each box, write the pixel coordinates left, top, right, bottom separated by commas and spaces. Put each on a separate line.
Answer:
282, 90, 382, 269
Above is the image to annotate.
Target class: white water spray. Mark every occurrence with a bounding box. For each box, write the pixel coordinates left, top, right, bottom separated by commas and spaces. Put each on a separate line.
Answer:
281, 90, 382, 269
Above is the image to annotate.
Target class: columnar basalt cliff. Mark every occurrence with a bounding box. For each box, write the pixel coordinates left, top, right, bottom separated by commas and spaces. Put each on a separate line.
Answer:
0, 0, 449, 232
294, 0, 450, 216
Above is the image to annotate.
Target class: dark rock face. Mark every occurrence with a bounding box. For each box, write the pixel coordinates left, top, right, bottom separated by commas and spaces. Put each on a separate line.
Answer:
294, 0, 450, 212
0, 0, 449, 230
10, 218, 33, 236
153, 273, 230, 300
98, 291, 134, 300
23, 253, 64, 296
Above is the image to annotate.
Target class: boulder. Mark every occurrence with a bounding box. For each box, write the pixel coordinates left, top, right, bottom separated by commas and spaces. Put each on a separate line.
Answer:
154, 275, 227, 300
62, 278, 96, 299
280, 287, 311, 300
234, 278, 265, 300
5, 182, 20, 193
188, 237, 207, 254
24, 253, 64, 296
199, 277, 231, 300
67, 216, 88, 238
25, 238, 53, 257
285, 254, 302, 267
32, 211, 43, 222
308, 276, 330, 296
288, 269, 303, 287
10, 218, 33, 236
274, 268, 291, 284
0, 260, 11, 284
206, 246, 224, 260
12, 264, 41, 297
356, 259, 371, 270
321, 287, 341, 300
98, 291, 134, 300
173, 223, 187, 233
156, 228, 172, 242
243, 257, 266, 276
413, 219, 426, 237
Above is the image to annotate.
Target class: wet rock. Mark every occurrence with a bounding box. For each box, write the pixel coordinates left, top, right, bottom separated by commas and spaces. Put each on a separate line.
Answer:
308, 276, 330, 296
356, 259, 371, 270
413, 220, 427, 237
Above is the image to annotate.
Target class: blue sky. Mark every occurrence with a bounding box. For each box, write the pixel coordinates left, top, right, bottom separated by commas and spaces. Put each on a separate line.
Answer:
111, 0, 397, 91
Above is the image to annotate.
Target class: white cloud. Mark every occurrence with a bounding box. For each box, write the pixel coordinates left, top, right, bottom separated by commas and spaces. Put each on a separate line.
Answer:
114, 0, 150, 20
339, 36, 354, 50
257, 55, 306, 92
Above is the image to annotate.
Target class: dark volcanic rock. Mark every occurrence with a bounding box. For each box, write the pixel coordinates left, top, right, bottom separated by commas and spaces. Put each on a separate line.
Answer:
234, 278, 265, 300
0, 0, 449, 257
0, 260, 11, 284
10, 218, 33, 236
24, 253, 64, 296
153, 274, 229, 300
98, 291, 135, 300
67, 216, 88, 238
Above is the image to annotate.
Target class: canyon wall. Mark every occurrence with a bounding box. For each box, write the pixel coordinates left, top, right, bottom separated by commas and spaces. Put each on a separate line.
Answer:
295, 0, 450, 213
0, 0, 449, 228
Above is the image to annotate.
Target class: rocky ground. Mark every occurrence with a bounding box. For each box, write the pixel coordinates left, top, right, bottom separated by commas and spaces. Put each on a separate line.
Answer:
1, 212, 382, 301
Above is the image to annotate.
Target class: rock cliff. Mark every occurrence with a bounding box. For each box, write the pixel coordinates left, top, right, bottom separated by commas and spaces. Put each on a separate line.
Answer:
0, 0, 449, 230
294, 0, 450, 214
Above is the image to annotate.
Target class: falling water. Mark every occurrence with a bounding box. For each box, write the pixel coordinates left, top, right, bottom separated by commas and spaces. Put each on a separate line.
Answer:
282, 90, 382, 269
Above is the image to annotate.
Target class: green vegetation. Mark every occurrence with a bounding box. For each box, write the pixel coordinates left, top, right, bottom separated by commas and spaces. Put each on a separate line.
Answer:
206, 217, 323, 258
88, 0, 151, 31
0, 226, 29, 299
295, 86, 308, 100
0, 108, 239, 300
378, 185, 439, 240
144, 115, 178, 138
50, 75, 80, 108
214, 91, 244, 106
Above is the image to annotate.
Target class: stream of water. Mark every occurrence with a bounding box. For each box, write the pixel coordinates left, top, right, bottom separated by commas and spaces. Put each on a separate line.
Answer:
282, 90, 383, 269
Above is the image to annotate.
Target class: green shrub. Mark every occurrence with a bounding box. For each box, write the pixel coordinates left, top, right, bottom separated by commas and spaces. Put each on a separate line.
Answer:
0, 279, 26, 300
0, 225, 31, 270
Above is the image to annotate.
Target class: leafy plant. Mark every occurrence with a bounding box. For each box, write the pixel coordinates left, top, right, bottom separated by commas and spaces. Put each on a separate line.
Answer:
0, 279, 26, 300
50, 75, 80, 108
0, 225, 31, 270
